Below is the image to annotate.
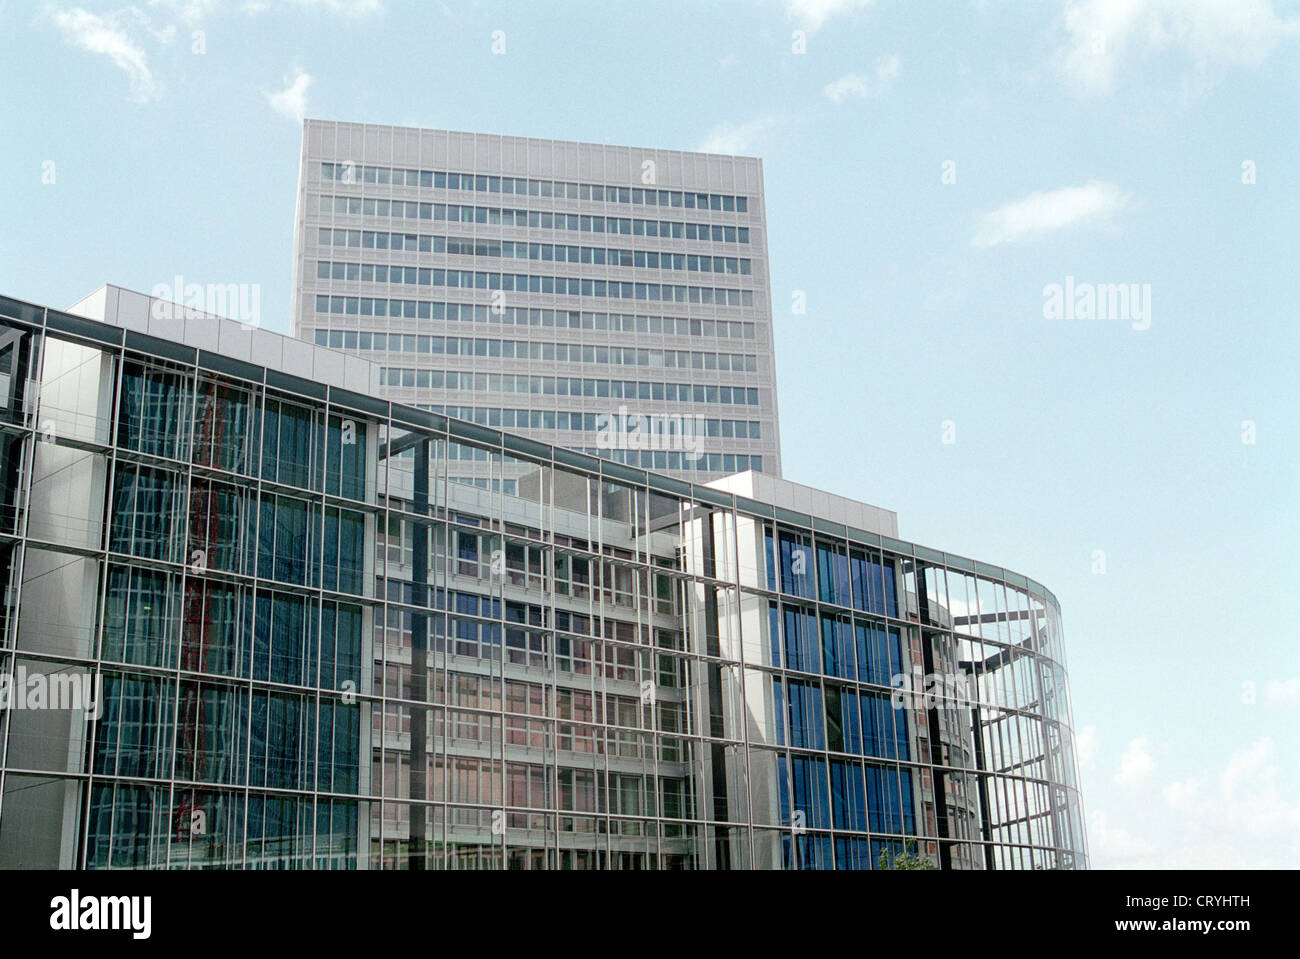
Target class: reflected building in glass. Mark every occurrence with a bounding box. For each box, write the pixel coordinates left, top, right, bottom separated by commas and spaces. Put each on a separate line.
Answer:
0, 287, 1087, 870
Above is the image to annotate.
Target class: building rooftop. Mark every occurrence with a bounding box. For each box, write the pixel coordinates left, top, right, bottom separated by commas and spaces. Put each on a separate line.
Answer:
706, 470, 898, 539
67, 284, 380, 397
302, 117, 767, 163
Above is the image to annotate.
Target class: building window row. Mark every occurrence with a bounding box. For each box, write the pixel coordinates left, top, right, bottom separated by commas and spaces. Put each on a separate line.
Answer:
310, 298, 756, 339
315, 260, 755, 307
432, 432, 764, 474
379, 368, 760, 406
317, 228, 753, 275
579, 447, 763, 474
420, 404, 762, 441
319, 162, 751, 213
311, 327, 757, 373
317, 194, 751, 244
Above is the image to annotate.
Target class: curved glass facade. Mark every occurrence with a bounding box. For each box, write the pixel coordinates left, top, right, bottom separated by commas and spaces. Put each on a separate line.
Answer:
0, 293, 1087, 869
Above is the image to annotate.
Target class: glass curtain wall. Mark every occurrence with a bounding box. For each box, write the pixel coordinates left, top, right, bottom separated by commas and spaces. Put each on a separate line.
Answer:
0, 295, 1087, 870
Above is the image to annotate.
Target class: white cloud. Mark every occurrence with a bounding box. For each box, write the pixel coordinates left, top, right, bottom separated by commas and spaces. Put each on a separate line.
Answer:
1160, 774, 1200, 810
1058, 0, 1300, 96
47, 6, 158, 101
1216, 738, 1300, 836
152, 0, 382, 20
1095, 738, 1300, 868
1088, 809, 1156, 863
1115, 736, 1154, 786
782, 0, 875, 34
823, 54, 901, 102
698, 115, 781, 155
147, 0, 223, 24
285, 0, 381, 15
971, 180, 1129, 248
1265, 677, 1300, 707
1075, 724, 1098, 768
46, 0, 375, 105
266, 67, 313, 123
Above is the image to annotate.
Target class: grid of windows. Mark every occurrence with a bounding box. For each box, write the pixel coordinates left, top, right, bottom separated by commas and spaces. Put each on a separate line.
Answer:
0, 292, 1086, 871
295, 123, 782, 483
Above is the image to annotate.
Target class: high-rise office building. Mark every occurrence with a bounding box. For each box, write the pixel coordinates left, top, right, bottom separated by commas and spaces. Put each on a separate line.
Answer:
0, 286, 1087, 870
291, 120, 783, 489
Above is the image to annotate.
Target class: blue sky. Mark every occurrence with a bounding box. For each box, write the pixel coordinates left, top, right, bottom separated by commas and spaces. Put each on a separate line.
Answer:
2, 0, 1297, 867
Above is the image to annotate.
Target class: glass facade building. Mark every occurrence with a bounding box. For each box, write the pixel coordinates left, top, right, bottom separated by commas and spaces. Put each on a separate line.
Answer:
0, 288, 1087, 870
291, 120, 783, 484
